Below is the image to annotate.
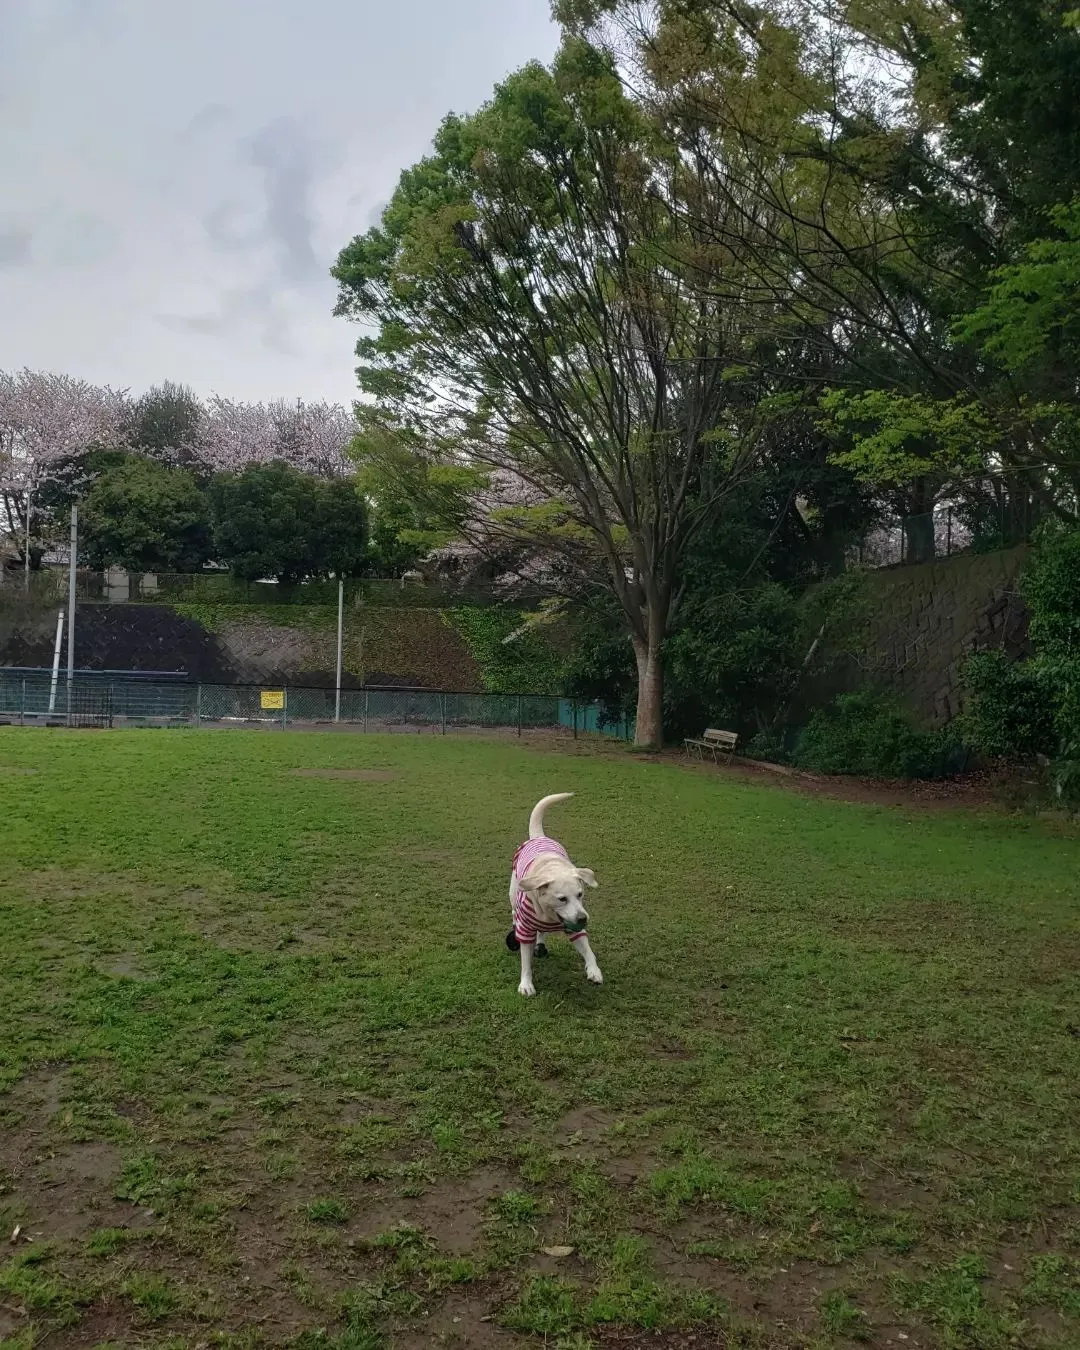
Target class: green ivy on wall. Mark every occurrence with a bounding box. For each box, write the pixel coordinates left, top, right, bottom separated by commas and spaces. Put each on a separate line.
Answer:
447, 605, 571, 695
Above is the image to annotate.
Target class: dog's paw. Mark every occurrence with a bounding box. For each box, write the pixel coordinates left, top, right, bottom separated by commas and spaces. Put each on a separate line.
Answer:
586, 966, 604, 985
518, 981, 537, 998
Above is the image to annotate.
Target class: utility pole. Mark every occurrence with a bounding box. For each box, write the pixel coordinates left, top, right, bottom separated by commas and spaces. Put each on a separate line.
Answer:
66, 504, 77, 720
335, 578, 344, 723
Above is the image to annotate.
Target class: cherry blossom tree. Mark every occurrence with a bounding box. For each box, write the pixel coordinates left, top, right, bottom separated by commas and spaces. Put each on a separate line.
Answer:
196, 396, 354, 477
0, 368, 129, 582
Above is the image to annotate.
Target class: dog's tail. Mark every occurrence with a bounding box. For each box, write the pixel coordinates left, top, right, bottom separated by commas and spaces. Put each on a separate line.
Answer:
529, 793, 574, 839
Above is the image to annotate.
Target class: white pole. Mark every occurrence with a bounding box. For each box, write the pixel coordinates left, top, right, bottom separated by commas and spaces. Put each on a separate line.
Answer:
66, 504, 77, 719
334, 578, 344, 723
48, 610, 64, 714
24, 487, 31, 593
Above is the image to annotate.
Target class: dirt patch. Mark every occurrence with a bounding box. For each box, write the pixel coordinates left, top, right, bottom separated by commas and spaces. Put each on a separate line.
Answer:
354, 1170, 515, 1256
96, 955, 154, 981
289, 768, 399, 782
391, 1287, 522, 1348
556, 1105, 620, 1144
593, 1329, 764, 1348
0, 1068, 155, 1246
651, 749, 1030, 813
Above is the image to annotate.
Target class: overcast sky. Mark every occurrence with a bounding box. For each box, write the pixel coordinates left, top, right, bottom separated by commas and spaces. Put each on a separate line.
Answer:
0, 0, 558, 407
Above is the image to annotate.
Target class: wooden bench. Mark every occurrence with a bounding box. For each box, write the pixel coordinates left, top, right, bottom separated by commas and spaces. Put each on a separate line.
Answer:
684, 728, 739, 763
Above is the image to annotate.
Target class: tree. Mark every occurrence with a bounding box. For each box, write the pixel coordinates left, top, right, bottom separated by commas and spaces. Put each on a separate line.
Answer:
209, 461, 367, 583
0, 369, 128, 575
126, 382, 205, 469
80, 456, 213, 574
197, 396, 355, 478
334, 41, 768, 745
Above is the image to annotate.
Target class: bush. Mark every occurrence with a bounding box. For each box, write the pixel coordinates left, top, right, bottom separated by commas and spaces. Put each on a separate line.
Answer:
663, 581, 802, 740
793, 692, 959, 779
742, 727, 794, 764
1023, 524, 1080, 658
961, 651, 1057, 759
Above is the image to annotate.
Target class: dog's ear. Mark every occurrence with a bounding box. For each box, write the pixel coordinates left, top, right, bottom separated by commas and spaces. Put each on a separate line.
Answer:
576, 868, 598, 889
518, 874, 551, 897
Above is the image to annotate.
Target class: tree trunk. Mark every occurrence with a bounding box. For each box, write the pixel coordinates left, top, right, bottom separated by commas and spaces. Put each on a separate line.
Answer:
903, 479, 936, 564
632, 635, 664, 748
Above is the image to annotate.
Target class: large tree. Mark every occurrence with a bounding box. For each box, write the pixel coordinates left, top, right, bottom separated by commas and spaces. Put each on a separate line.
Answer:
334, 41, 776, 745
209, 461, 367, 584
80, 456, 213, 574
0, 369, 128, 578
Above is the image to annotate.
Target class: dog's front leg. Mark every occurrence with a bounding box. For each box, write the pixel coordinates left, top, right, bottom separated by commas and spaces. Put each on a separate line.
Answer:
518, 939, 537, 997
573, 936, 603, 985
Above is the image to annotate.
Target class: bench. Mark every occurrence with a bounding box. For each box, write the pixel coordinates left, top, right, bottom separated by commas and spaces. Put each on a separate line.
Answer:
684, 728, 739, 763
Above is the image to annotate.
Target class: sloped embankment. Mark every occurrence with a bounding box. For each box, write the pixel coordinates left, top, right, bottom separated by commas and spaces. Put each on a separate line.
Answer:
0, 602, 483, 690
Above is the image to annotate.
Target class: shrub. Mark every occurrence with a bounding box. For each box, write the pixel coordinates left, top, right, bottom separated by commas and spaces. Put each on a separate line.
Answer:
742, 727, 794, 764
1023, 524, 1080, 658
793, 692, 956, 779
961, 651, 1057, 759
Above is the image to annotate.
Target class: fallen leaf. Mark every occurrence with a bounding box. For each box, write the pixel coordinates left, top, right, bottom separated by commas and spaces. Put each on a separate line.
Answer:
10, 1225, 20, 1243
542, 1245, 574, 1258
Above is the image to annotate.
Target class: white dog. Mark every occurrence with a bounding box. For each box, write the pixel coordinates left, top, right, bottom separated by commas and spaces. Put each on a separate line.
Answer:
506, 793, 602, 997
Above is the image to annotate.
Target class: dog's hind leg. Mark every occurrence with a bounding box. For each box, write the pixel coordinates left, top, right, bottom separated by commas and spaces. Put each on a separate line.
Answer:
572, 936, 603, 985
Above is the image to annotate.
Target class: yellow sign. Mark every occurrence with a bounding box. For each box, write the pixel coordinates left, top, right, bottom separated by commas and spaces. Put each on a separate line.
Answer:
260, 690, 285, 711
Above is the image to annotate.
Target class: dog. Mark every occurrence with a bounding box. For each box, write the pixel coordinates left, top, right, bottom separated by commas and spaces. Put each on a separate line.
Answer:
506, 793, 601, 997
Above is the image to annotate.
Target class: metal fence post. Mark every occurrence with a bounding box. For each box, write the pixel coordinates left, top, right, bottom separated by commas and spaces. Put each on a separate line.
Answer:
195, 684, 202, 728
440, 692, 446, 735
363, 688, 369, 733
517, 694, 522, 738
282, 688, 288, 731
20, 678, 25, 726
572, 700, 578, 740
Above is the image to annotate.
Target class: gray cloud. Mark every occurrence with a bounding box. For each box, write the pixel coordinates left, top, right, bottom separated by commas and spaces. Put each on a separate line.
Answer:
0, 226, 33, 269
43, 212, 119, 268
245, 118, 327, 286
158, 284, 293, 354
0, 0, 558, 402
184, 102, 230, 137
202, 200, 264, 254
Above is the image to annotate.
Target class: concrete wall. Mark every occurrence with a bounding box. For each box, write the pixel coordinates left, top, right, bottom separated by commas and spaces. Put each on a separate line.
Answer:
843, 546, 1031, 725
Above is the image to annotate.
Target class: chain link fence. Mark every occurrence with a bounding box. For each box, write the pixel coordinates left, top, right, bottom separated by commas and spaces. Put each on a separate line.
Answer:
0, 668, 633, 739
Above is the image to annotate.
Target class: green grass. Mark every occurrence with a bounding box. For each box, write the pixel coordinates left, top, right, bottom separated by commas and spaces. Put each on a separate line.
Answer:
0, 728, 1078, 1348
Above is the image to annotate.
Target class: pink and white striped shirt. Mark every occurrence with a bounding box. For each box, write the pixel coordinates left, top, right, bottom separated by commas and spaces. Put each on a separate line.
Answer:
511, 835, 588, 944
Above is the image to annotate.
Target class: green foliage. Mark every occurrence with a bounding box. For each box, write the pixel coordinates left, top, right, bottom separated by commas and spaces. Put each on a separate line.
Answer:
962, 527, 1080, 803
664, 582, 802, 739
822, 389, 994, 488
794, 692, 959, 780
209, 463, 367, 584
448, 604, 570, 695
561, 596, 637, 723
80, 455, 213, 573
958, 201, 1080, 372
125, 381, 204, 468
351, 431, 488, 575
1023, 523, 1080, 658
961, 652, 1057, 760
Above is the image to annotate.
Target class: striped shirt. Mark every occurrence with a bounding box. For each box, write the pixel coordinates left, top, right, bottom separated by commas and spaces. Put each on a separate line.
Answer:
511, 836, 587, 944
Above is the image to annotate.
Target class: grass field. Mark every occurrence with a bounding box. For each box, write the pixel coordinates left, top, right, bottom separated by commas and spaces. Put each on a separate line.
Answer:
0, 728, 1078, 1350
